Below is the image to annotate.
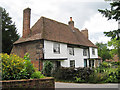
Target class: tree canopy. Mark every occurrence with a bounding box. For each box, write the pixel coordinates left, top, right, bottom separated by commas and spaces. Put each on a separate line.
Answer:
108, 38, 120, 58
96, 42, 111, 61
98, 1, 120, 59
2, 8, 19, 54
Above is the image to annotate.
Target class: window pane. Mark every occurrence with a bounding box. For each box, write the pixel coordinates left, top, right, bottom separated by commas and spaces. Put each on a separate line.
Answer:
68, 47, 74, 55
53, 43, 60, 54
89, 60, 91, 67
92, 60, 94, 67
84, 59, 87, 67
70, 60, 75, 67
92, 48, 95, 55
83, 49, 87, 56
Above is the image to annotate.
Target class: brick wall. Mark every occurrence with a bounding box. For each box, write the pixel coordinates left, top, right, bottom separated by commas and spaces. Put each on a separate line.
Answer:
1, 77, 54, 89
12, 40, 44, 71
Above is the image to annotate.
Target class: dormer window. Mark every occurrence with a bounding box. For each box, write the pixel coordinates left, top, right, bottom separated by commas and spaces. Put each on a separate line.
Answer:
53, 43, 60, 54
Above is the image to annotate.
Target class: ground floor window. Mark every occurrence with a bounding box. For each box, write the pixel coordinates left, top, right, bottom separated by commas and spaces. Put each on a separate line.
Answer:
89, 60, 91, 67
92, 60, 94, 67
56, 61, 61, 68
84, 59, 87, 67
70, 60, 75, 68
89, 60, 94, 68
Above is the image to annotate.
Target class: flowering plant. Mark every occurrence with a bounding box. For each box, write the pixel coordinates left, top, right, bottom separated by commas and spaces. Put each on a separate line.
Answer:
1, 53, 35, 80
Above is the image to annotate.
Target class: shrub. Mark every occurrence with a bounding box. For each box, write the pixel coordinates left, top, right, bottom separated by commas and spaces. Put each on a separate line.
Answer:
100, 61, 111, 68
89, 61, 120, 83
1, 53, 35, 80
52, 67, 93, 82
88, 71, 107, 83
2, 53, 27, 80
43, 61, 53, 77
31, 71, 45, 79
74, 77, 85, 83
52, 67, 76, 81
75, 67, 93, 82
23, 53, 35, 78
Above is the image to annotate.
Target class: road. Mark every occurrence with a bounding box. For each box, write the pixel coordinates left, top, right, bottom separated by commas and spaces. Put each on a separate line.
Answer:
55, 82, 119, 88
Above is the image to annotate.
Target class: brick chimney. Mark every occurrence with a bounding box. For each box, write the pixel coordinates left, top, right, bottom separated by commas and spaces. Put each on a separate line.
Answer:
81, 28, 88, 39
22, 8, 31, 38
68, 17, 74, 29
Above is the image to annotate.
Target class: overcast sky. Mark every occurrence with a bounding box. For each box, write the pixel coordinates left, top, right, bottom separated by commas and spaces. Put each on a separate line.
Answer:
0, 0, 118, 44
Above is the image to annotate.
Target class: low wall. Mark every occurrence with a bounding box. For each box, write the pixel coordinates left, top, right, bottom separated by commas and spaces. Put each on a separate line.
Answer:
1, 77, 54, 89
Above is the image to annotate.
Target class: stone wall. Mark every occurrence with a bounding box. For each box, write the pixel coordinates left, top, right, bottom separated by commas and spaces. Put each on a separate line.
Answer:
1, 77, 54, 89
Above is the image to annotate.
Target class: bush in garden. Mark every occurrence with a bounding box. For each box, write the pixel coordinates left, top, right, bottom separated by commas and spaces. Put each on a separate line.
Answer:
52, 67, 93, 82
53, 67, 76, 81
75, 67, 94, 82
88, 70, 107, 83
43, 61, 53, 77
89, 61, 120, 83
1, 53, 36, 80
2, 53, 27, 80
74, 77, 85, 83
31, 71, 45, 79
99, 61, 111, 68
23, 53, 35, 78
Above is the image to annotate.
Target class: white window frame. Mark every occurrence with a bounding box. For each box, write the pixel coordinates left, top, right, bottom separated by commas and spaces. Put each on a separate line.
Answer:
83, 49, 87, 56
92, 48, 95, 55
68, 47, 74, 55
70, 60, 75, 68
89, 60, 94, 68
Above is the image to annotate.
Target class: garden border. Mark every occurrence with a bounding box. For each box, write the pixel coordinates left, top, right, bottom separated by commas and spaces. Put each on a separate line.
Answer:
0, 77, 55, 89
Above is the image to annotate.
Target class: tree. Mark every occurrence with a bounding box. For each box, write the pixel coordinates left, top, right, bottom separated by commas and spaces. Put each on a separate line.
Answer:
98, 1, 120, 59
2, 8, 19, 54
96, 42, 111, 61
108, 38, 120, 58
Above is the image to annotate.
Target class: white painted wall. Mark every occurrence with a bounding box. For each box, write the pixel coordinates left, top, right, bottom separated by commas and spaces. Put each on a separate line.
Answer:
44, 40, 67, 59
44, 40, 98, 68
62, 47, 84, 67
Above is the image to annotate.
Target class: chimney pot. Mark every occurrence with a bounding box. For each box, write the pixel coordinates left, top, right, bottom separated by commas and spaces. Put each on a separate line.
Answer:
68, 17, 74, 29
70, 17, 72, 21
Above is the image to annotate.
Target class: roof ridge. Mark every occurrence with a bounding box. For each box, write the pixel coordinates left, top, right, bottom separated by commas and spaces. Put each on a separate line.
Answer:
42, 16, 80, 31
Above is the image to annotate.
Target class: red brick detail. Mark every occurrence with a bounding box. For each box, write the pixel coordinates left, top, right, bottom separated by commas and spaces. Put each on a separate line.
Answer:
40, 60, 43, 71
81, 28, 88, 39
1, 77, 55, 89
23, 8, 31, 38
31, 60, 43, 71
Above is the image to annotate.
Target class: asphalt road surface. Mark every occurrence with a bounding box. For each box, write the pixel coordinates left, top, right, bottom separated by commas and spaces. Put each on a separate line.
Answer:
55, 82, 119, 88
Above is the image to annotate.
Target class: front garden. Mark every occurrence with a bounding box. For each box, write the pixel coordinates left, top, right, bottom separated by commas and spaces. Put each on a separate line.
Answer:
52, 61, 120, 83
0, 53, 120, 85
1, 53, 45, 80
0, 53, 54, 89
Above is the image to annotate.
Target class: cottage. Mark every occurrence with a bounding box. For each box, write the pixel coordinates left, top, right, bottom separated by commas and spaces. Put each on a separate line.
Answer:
12, 8, 101, 71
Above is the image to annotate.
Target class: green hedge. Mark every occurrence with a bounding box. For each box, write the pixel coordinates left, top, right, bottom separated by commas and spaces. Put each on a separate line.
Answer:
52, 67, 93, 82
52, 61, 120, 83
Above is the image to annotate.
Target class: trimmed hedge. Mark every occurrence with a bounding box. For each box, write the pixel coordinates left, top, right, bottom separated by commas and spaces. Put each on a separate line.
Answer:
52, 61, 120, 83
52, 67, 94, 82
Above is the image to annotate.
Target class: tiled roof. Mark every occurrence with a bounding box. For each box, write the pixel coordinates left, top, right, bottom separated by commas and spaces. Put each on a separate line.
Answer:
14, 17, 97, 48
